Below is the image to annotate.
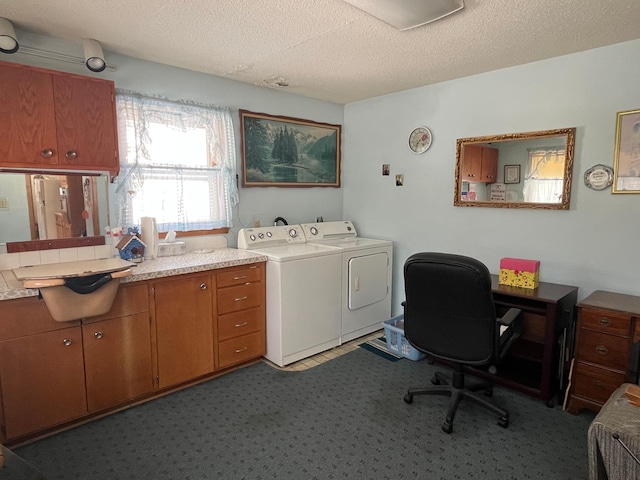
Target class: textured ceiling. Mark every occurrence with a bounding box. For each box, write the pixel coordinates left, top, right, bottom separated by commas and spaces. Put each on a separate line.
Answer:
2, 0, 640, 104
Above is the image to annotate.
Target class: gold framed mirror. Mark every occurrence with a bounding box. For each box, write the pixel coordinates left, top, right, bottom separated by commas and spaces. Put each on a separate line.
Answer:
453, 128, 576, 210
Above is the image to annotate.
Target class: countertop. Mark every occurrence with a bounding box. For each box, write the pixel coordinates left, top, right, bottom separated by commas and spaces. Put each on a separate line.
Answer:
0, 248, 267, 301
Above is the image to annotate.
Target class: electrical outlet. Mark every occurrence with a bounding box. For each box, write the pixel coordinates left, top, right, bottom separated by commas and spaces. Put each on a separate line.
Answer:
0, 197, 8, 209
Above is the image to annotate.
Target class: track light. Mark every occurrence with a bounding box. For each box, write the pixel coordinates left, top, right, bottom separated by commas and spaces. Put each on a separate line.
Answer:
0, 17, 19, 54
82, 38, 106, 72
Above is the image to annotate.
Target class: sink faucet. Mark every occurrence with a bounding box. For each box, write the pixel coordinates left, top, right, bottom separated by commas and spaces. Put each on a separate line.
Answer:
273, 216, 288, 226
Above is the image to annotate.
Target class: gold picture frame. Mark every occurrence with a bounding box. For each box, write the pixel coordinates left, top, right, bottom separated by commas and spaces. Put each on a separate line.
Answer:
612, 108, 640, 193
239, 110, 341, 187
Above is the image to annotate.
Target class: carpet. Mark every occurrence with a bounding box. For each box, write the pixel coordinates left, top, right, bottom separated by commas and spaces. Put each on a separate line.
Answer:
359, 336, 402, 362
15, 348, 595, 480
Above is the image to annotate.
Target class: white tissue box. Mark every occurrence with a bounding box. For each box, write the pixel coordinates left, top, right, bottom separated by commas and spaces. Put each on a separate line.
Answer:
157, 241, 186, 257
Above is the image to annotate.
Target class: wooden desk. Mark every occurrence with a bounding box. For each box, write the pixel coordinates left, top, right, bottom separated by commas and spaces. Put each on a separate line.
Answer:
485, 275, 578, 406
566, 290, 640, 414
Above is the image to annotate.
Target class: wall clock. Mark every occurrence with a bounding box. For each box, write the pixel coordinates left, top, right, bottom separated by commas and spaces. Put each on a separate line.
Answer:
408, 126, 432, 154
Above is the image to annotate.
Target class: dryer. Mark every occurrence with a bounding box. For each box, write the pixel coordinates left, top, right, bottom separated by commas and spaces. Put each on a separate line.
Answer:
237, 225, 342, 366
300, 221, 393, 343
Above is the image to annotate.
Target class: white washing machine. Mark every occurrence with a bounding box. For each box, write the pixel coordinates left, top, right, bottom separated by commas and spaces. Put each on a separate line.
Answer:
300, 221, 393, 343
237, 225, 342, 367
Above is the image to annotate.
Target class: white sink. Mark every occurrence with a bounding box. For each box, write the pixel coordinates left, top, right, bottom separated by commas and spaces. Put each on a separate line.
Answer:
13, 258, 134, 322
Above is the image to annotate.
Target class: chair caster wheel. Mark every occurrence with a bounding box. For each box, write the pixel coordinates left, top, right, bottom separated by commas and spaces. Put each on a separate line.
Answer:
498, 416, 509, 428
484, 386, 493, 397
546, 399, 555, 408
404, 394, 413, 404
442, 422, 453, 434
431, 375, 441, 385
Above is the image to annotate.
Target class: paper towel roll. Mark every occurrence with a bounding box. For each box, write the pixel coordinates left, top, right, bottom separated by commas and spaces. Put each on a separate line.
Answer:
140, 217, 158, 259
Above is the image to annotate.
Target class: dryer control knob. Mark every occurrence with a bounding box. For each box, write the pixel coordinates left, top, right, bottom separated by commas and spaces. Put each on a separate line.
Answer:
258, 233, 264, 239
249, 234, 256, 241
310, 227, 318, 236
266, 232, 272, 237
288, 229, 298, 238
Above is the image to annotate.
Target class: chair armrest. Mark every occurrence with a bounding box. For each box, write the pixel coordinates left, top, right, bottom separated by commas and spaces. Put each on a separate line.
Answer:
498, 308, 522, 328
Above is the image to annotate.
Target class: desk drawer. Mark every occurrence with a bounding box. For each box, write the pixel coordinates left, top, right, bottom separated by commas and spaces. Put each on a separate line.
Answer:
572, 362, 626, 405
581, 308, 631, 337
218, 331, 264, 368
577, 329, 629, 370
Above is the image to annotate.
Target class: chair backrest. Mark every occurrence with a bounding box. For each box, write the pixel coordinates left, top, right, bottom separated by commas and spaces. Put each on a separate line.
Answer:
403, 252, 497, 366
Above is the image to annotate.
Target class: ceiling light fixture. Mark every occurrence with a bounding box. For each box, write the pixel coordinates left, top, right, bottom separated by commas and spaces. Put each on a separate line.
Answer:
343, 0, 464, 31
0, 17, 19, 54
82, 38, 106, 72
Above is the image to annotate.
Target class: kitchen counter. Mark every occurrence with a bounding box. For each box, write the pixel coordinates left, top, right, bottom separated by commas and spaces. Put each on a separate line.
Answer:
0, 248, 267, 301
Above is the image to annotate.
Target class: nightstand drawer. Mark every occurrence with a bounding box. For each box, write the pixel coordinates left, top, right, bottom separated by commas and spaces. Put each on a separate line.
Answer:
572, 362, 626, 405
581, 308, 631, 337
577, 329, 629, 370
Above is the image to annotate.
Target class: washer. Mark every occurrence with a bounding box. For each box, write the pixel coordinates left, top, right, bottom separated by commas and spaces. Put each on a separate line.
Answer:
237, 225, 342, 367
300, 221, 393, 343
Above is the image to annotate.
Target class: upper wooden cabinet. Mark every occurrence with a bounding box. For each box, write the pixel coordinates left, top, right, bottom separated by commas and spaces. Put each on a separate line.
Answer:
0, 60, 119, 178
461, 144, 498, 183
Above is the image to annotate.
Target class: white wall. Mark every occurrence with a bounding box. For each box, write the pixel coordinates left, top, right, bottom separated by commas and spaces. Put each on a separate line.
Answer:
343, 39, 640, 312
8, 32, 345, 247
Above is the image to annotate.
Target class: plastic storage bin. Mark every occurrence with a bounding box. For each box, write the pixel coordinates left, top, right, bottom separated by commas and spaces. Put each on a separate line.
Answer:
382, 315, 426, 361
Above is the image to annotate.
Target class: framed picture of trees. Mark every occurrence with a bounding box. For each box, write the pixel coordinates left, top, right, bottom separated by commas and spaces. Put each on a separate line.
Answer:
239, 110, 341, 187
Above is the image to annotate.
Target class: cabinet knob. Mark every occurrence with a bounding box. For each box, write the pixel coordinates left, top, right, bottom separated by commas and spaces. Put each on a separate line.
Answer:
234, 296, 248, 302
595, 345, 609, 355
233, 275, 248, 280
65, 150, 78, 160
41, 149, 54, 158
592, 380, 605, 390
63, 338, 72, 346
94, 331, 103, 339
599, 317, 612, 327
200, 283, 207, 290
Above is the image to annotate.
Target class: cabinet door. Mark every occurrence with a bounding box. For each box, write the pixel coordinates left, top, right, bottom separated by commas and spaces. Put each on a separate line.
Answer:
53, 74, 118, 170
0, 328, 87, 440
462, 145, 482, 180
154, 274, 214, 388
83, 313, 154, 412
0, 62, 58, 166
480, 147, 498, 182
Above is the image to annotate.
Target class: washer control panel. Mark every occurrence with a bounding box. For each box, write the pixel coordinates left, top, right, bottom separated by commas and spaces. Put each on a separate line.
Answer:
300, 220, 357, 241
238, 225, 306, 249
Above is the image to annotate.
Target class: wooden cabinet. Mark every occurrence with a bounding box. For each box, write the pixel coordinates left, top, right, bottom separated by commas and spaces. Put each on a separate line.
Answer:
0, 298, 87, 441
82, 283, 153, 412
0, 60, 119, 177
0, 261, 266, 445
215, 264, 266, 369
462, 144, 498, 183
153, 273, 215, 389
566, 291, 640, 414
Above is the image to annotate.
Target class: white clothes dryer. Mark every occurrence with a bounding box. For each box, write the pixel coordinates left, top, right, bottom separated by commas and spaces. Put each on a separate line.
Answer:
300, 221, 393, 343
237, 225, 342, 366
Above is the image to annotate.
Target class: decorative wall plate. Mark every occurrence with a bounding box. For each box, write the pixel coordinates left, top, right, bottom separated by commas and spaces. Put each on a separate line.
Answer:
584, 164, 614, 190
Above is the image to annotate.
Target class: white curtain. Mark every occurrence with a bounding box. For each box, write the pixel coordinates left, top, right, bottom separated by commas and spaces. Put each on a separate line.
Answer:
113, 91, 238, 231
523, 147, 565, 203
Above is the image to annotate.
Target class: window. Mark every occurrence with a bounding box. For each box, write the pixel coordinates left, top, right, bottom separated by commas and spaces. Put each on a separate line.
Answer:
523, 147, 565, 203
113, 92, 238, 232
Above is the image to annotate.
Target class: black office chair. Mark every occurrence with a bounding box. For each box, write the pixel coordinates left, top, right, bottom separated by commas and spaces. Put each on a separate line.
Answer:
402, 252, 523, 434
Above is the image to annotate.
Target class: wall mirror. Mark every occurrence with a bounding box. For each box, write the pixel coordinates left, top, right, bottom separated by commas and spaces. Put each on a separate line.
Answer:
453, 128, 576, 210
0, 173, 109, 252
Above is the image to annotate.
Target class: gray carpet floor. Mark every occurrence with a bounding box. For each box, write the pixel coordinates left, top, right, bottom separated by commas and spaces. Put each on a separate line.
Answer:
16, 347, 595, 479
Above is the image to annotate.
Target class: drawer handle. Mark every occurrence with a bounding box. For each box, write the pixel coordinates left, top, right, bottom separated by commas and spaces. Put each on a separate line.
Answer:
233, 275, 247, 280
592, 380, 605, 390
599, 317, 612, 327
94, 331, 103, 340
235, 322, 249, 328
235, 346, 248, 353
234, 296, 248, 302
595, 345, 609, 355
200, 283, 207, 290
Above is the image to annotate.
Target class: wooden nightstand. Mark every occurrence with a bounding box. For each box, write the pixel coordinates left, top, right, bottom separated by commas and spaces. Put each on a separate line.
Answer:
566, 290, 640, 414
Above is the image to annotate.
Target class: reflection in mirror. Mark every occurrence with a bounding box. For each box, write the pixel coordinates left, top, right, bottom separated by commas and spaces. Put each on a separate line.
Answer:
0, 173, 109, 247
454, 128, 576, 210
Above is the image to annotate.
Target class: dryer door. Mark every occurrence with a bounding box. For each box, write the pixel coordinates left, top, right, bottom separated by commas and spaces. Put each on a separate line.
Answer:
348, 252, 389, 310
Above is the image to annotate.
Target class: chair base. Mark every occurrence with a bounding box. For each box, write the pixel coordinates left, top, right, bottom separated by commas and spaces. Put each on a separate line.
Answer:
403, 364, 509, 434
